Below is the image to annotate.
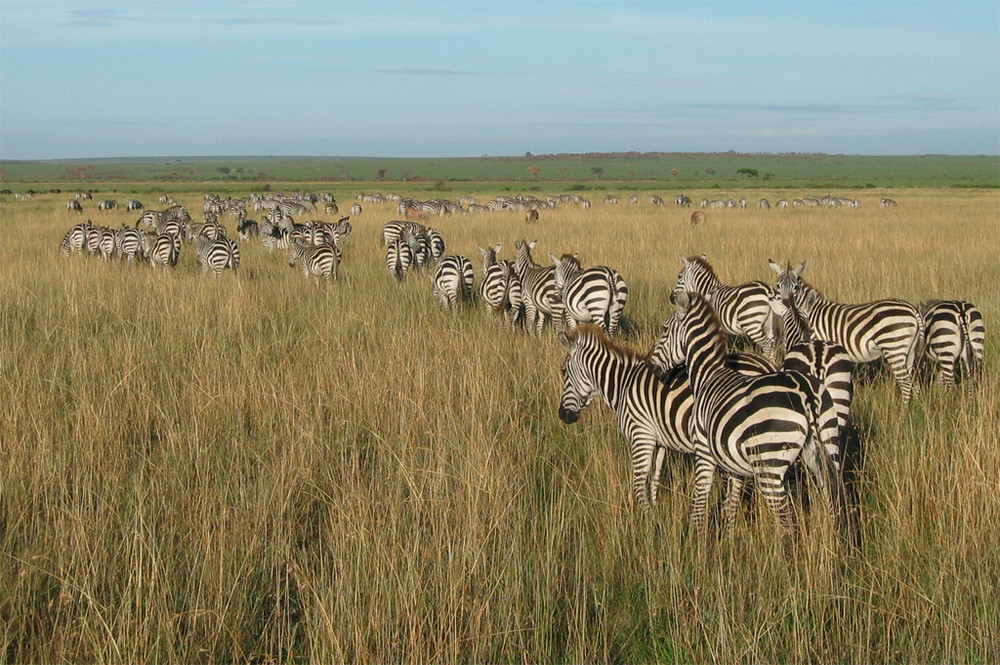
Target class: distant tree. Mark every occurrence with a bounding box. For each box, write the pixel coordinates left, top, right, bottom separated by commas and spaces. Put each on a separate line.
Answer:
216, 166, 231, 174
591, 166, 604, 180
557, 166, 567, 175
526, 165, 540, 179
737, 167, 759, 178
377, 168, 387, 181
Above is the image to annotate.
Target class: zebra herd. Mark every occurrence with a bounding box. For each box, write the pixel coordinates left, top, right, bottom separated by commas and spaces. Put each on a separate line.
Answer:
559, 252, 984, 542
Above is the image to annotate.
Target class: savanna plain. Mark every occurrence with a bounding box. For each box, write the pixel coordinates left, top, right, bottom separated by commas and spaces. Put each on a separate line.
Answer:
1, 181, 998, 663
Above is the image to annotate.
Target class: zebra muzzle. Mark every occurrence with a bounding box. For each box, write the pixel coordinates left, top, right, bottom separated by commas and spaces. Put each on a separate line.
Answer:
558, 406, 579, 424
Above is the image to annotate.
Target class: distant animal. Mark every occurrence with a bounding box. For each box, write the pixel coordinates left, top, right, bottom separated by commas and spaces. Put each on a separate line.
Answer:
525, 209, 539, 223
690, 210, 706, 224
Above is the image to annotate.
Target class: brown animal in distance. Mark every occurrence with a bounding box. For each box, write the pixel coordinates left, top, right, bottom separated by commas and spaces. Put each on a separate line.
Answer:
690, 210, 706, 225
405, 205, 430, 222
525, 209, 539, 224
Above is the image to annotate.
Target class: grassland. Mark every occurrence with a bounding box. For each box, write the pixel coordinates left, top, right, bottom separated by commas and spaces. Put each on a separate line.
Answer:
2, 152, 998, 189
1, 184, 998, 663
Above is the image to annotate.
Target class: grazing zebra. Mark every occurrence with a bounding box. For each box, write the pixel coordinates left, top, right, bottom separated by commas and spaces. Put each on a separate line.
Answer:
431, 255, 475, 308
758, 198, 770, 209
289, 240, 341, 282
381, 221, 425, 246
196, 237, 240, 278
513, 239, 563, 335
60, 220, 92, 255
918, 299, 985, 391
551, 253, 628, 335
477, 244, 523, 331
237, 217, 259, 241
98, 199, 118, 211
559, 323, 776, 509
770, 293, 855, 445
673, 255, 779, 360
769, 260, 924, 404
126, 199, 143, 212
67, 199, 83, 213
425, 227, 445, 260
114, 226, 144, 265
324, 202, 340, 215
648, 291, 851, 538
385, 238, 412, 283
402, 227, 430, 270
143, 232, 180, 268
350, 203, 362, 215
671, 194, 688, 207
880, 197, 898, 208
97, 227, 117, 260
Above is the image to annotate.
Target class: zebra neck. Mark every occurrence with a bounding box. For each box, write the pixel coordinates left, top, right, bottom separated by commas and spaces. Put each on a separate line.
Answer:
685, 334, 729, 394
594, 351, 638, 409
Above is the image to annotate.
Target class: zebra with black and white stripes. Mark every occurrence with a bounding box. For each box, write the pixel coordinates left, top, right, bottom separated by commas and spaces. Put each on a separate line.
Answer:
196, 237, 240, 278
143, 232, 181, 268
114, 226, 144, 265
770, 292, 855, 446
559, 323, 775, 509
551, 253, 628, 335
513, 239, 563, 335
770, 260, 924, 404
673, 254, 779, 360
60, 220, 92, 256
289, 240, 341, 282
385, 238, 412, 283
431, 255, 474, 308
648, 291, 851, 538
477, 244, 523, 331
918, 299, 985, 391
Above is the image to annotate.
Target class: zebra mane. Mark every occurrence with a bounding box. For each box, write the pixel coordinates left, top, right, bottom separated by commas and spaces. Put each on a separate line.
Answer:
685, 254, 715, 275
567, 323, 643, 363
679, 291, 731, 356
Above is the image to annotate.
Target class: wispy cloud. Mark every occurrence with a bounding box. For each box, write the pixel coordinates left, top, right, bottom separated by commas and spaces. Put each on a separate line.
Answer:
378, 68, 480, 77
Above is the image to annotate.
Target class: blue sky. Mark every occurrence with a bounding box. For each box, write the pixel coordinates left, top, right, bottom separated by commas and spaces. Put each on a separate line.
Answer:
1, 0, 998, 159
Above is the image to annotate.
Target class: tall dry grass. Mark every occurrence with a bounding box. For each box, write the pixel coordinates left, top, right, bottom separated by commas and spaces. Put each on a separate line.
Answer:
1, 188, 998, 663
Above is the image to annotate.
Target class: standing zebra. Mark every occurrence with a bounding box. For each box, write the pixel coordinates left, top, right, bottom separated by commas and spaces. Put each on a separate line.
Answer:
143, 232, 181, 268
114, 226, 144, 265
513, 239, 563, 335
559, 323, 776, 509
477, 244, 523, 331
648, 291, 851, 538
196, 237, 240, 278
918, 299, 985, 391
770, 260, 924, 404
289, 240, 341, 282
431, 255, 475, 308
60, 220, 92, 255
385, 238, 412, 283
67, 199, 83, 213
551, 253, 628, 335
673, 254, 779, 360
770, 293, 855, 446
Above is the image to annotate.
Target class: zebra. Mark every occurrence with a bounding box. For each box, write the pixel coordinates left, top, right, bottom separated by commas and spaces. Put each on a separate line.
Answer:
60, 220, 92, 256
126, 199, 144, 212
758, 198, 770, 209
513, 239, 563, 335
237, 217, 259, 241
431, 255, 475, 308
880, 197, 898, 208
143, 232, 180, 268
647, 291, 851, 538
477, 244, 523, 331
672, 194, 689, 207
196, 237, 240, 278
96, 227, 117, 260
673, 254, 779, 360
551, 253, 628, 335
770, 292, 855, 446
425, 227, 445, 260
67, 199, 83, 213
114, 226, 144, 265
769, 260, 924, 405
385, 238, 412, 283
559, 323, 776, 509
381, 221, 426, 246
350, 203, 362, 215
289, 240, 341, 282
98, 200, 118, 211
917, 299, 985, 391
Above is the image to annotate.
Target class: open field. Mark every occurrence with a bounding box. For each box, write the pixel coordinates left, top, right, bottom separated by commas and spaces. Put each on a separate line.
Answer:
2, 152, 998, 189
1, 185, 998, 663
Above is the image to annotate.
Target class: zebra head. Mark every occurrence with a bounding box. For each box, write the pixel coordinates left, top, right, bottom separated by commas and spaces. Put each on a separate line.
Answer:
557, 327, 601, 424
551, 253, 580, 292
647, 290, 706, 377
768, 259, 808, 304
673, 253, 709, 297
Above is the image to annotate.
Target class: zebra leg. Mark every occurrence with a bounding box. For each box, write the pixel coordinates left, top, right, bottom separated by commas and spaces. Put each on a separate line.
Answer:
939, 355, 958, 389
690, 454, 717, 536
523, 303, 538, 335
719, 474, 747, 532
649, 444, 667, 506
631, 437, 657, 509
754, 470, 797, 536
885, 351, 915, 404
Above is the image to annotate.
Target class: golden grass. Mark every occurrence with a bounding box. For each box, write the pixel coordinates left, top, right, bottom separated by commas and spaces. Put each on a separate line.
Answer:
1, 187, 998, 663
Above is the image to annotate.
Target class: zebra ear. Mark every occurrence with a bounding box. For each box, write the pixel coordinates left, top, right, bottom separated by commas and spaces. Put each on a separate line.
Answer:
493, 243, 501, 254
768, 259, 783, 276
528, 240, 537, 250
700, 253, 707, 261
794, 260, 808, 278
549, 253, 559, 265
